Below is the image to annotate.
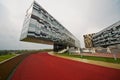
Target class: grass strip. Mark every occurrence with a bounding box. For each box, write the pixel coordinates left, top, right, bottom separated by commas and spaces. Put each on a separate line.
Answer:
0, 54, 16, 62
58, 53, 120, 64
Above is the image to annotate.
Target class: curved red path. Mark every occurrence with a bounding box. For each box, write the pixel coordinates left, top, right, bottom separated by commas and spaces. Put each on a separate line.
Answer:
11, 52, 120, 80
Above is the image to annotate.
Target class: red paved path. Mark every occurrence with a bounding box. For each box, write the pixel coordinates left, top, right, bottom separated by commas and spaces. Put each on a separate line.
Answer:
11, 52, 120, 80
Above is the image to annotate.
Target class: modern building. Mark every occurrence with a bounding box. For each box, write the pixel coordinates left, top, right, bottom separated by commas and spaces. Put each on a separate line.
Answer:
92, 20, 120, 48
20, 1, 80, 51
83, 33, 95, 48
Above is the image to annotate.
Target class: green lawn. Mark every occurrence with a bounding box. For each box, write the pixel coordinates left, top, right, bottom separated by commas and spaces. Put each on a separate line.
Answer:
0, 54, 16, 62
58, 53, 120, 64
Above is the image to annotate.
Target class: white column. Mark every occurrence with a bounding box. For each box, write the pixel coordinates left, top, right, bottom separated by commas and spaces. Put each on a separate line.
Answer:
107, 47, 111, 53
92, 48, 96, 53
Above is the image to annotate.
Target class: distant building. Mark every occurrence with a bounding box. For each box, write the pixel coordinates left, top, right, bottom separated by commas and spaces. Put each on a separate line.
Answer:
83, 20, 120, 49
92, 20, 120, 48
20, 1, 80, 51
83, 33, 95, 48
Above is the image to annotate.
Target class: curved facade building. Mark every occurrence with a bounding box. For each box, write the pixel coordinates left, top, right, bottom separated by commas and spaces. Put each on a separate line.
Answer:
20, 1, 80, 51
93, 20, 120, 48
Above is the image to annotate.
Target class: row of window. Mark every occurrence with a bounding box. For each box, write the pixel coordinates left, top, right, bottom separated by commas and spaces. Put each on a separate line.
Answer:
32, 2, 76, 39
27, 18, 75, 45
21, 1, 79, 47
93, 24, 120, 47
29, 9, 76, 45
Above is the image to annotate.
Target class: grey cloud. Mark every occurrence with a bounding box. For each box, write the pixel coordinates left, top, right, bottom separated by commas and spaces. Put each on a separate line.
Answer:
0, 1, 52, 50
0, 0, 120, 49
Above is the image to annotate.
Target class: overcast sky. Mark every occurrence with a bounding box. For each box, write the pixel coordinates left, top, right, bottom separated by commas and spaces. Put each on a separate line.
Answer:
0, 0, 120, 50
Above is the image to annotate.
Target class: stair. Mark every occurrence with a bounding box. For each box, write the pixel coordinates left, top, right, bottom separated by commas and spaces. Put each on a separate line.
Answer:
58, 49, 68, 53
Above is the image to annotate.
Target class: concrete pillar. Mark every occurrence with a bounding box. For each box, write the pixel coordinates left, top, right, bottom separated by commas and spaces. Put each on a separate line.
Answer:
107, 47, 111, 53
77, 48, 81, 54
92, 48, 96, 53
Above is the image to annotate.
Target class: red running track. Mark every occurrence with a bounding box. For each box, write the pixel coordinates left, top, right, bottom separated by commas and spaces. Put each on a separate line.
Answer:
11, 52, 120, 80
